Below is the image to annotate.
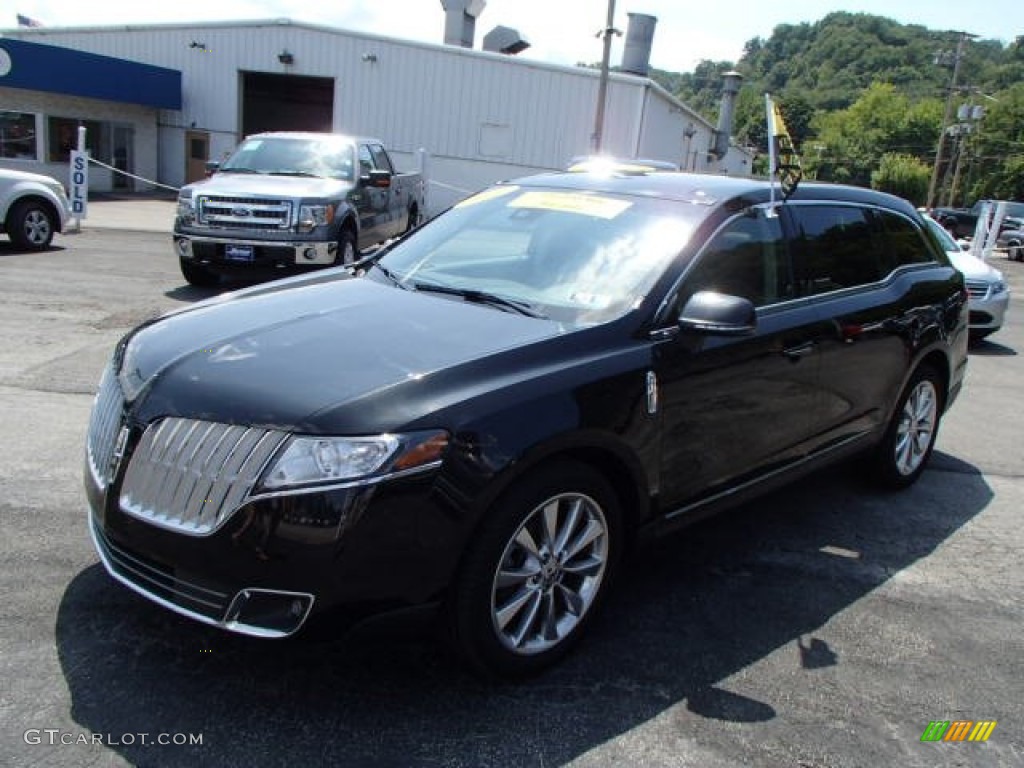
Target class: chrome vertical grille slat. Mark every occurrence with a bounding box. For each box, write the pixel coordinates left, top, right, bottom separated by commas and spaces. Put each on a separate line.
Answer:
86, 365, 126, 488
120, 418, 288, 536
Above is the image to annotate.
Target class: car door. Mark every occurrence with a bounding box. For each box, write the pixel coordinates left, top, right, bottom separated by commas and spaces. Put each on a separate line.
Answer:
782, 203, 919, 449
654, 208, 832, 511
354, 143, 389, 248
368, 144, 403, 239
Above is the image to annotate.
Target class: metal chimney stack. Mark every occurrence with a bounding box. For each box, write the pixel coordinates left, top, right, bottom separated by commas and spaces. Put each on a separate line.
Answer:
441, 0, 487, 48
712, 70, 743, 159
620, 13, 657, 76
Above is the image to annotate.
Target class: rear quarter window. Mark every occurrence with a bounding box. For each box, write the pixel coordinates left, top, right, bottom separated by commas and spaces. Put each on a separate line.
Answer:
789, 205, 884, 295
875, 210, 937, 267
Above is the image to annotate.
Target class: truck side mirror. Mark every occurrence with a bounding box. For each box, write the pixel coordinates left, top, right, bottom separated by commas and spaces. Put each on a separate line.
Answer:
361, 169, 392, 188
204, 161, 220, 176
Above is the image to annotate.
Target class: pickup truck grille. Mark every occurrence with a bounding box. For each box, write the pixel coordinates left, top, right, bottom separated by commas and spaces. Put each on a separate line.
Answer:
965, 280, 990, 300
87, 365, 126, 488
196, 196, 292, 230
119, 417, 289, 536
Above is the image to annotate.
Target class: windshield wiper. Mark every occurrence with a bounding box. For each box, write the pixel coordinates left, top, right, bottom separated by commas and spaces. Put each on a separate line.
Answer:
408, 281, 547, 318
370, 263, 407, 288
266, 170, 321, 178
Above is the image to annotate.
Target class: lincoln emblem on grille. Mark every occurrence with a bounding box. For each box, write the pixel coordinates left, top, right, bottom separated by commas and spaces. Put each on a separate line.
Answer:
231, 207, 252, 217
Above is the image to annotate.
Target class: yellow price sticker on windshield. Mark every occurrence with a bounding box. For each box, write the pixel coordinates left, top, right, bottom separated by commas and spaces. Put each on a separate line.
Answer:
454, 185, 520, 208
508, 191, 632, 219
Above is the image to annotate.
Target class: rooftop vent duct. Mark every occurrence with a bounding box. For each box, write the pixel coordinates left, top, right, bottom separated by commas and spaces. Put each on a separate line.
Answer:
483, 25, 530, 55
711, 70, 743, 159
441, 0, 487, 48
620, 13, 657, 76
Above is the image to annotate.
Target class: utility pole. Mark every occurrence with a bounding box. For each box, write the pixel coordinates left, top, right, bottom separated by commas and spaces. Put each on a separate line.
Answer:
926, 31, 975, 211
592, 0, 618, 152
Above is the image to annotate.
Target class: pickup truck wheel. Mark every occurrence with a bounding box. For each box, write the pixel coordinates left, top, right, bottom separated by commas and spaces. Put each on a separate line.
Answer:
8, 199, 56, 250
868, 365, 943, 489
405, 205, 421, 234
336, 230, 357, 266
179, 258, 219, 287
447, 460, 621, 679
1009, 240, 1023, 261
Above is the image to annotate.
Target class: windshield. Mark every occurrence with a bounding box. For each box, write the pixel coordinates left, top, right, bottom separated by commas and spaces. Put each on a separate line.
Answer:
375, 185, 702, 326
220, 137, 355, 180
924, 216, 960, 252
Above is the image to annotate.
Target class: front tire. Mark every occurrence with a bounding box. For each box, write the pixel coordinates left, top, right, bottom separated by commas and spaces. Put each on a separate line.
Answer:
868, 365, 943, 489
448, 461, 621, 679
335, 229, 357, 267
8, 199, 56, 250
179, 258, 219, 287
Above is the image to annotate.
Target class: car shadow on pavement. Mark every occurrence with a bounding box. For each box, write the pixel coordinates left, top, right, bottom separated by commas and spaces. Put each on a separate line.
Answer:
0, 243, 67, 257
968, 339, 1017, 356
55, 457, 992, 767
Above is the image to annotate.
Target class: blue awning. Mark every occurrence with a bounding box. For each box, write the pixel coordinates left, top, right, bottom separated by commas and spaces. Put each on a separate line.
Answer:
0, 37, 181, 110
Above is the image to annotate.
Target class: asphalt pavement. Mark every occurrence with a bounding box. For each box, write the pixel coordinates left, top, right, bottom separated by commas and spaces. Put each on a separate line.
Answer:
0, 218, 1022, 767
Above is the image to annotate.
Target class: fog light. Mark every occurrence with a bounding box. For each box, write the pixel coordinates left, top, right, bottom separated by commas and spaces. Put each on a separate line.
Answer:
303, 247, 317, 261
175, 238, 192, 258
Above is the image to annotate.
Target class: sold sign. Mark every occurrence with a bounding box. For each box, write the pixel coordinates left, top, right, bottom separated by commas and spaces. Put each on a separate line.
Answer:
70, 150, 89, 218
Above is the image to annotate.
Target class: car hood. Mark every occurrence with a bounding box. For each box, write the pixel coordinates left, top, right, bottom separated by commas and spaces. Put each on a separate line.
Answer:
185, 173, 353, 199
946, 250, 1004, 282
122, 274, 564, 432
0, 168, 64, 186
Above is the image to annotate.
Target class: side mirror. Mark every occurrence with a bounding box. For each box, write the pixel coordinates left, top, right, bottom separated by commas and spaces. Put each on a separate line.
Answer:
678, 291, 756, 335
204, 161, 220, 176
360, 169, 392, 188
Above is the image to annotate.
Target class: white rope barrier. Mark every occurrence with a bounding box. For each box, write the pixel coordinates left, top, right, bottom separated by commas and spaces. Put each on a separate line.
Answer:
87, 157, 181, 193
428, 179, 474, 195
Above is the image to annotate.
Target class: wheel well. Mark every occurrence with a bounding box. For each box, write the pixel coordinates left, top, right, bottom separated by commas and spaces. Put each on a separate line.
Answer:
7, 195, 61, 233
918, 350, 950, 408
339, 216, 357, 240
557, 446, 649, 537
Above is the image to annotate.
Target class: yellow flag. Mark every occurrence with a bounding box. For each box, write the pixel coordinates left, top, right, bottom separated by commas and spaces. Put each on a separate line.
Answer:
768, 100, 803, 199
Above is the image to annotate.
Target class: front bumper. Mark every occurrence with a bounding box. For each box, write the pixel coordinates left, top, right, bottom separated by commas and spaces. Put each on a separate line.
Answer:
174, 233, 337, 273
968, 288, 1010, 332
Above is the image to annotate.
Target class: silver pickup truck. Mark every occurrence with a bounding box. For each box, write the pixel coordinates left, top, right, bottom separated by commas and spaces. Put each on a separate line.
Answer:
173, 132, 424, 285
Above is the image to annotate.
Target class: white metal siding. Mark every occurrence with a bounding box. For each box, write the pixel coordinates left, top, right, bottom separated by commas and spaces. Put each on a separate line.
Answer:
6, 22, 752, 197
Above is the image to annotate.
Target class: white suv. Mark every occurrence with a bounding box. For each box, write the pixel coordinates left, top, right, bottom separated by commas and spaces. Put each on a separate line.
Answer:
1, 168, 71, 250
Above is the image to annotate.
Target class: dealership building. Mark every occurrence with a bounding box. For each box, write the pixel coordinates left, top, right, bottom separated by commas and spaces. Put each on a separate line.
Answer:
1, 14, 752, 213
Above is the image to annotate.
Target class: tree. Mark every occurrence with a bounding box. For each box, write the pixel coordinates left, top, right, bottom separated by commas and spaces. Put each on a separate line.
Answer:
871, 153, 931, 203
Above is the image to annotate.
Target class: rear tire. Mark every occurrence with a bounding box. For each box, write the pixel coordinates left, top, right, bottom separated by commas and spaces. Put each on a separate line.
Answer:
179, 258, 219, 287
8, 199, 56, 251
447, 460, 621, 679
868, 365, 943, 489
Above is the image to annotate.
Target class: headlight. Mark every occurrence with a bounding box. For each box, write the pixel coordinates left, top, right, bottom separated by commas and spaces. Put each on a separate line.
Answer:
260, 430, 447, 490
991, 279, 1007, 295
298, 204, 335, 233
177, 191, 194, 220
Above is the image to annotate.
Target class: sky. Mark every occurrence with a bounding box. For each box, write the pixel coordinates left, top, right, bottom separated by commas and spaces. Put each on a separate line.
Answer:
6, 1, 1022, 73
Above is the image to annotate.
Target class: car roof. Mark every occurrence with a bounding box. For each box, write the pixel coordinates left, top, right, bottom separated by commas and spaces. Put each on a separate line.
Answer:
511, 170, 919, 216
245, 131, 383, 145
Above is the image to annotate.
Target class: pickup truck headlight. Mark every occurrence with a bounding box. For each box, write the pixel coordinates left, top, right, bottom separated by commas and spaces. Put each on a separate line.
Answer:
298, 204, 335, 233
177, 191, 194, 222
260, 430, 447, 490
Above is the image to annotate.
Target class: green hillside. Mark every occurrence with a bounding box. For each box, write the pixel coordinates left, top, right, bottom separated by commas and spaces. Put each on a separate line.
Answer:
646, 12, 1024, 204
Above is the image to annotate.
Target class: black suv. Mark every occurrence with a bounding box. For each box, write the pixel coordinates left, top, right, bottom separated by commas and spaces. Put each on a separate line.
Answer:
85, 171, 968, 677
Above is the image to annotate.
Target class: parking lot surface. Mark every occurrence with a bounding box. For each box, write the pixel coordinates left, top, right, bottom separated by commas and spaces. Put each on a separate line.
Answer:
1, 223, 1022, 767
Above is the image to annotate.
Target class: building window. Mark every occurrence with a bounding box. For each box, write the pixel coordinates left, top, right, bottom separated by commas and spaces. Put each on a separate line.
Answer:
0, 111, 37, 159
47, 117, 108, 163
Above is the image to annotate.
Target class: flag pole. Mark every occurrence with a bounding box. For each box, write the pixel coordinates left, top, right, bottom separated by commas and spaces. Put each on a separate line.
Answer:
765, 93, 777, 212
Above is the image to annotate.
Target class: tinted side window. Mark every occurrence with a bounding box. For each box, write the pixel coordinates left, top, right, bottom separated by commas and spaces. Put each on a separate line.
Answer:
368, 144, 394, 174
357, 144, 374, 175
682, 212, 790, 308
876, 211, 935, 267
790, 205, 882, 295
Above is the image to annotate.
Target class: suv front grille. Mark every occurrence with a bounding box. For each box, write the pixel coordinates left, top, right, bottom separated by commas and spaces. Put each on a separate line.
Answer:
86, 365, 126, 488
965, 280, 990, 300
196, 196, 292, 230
119, 418, 288, 536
